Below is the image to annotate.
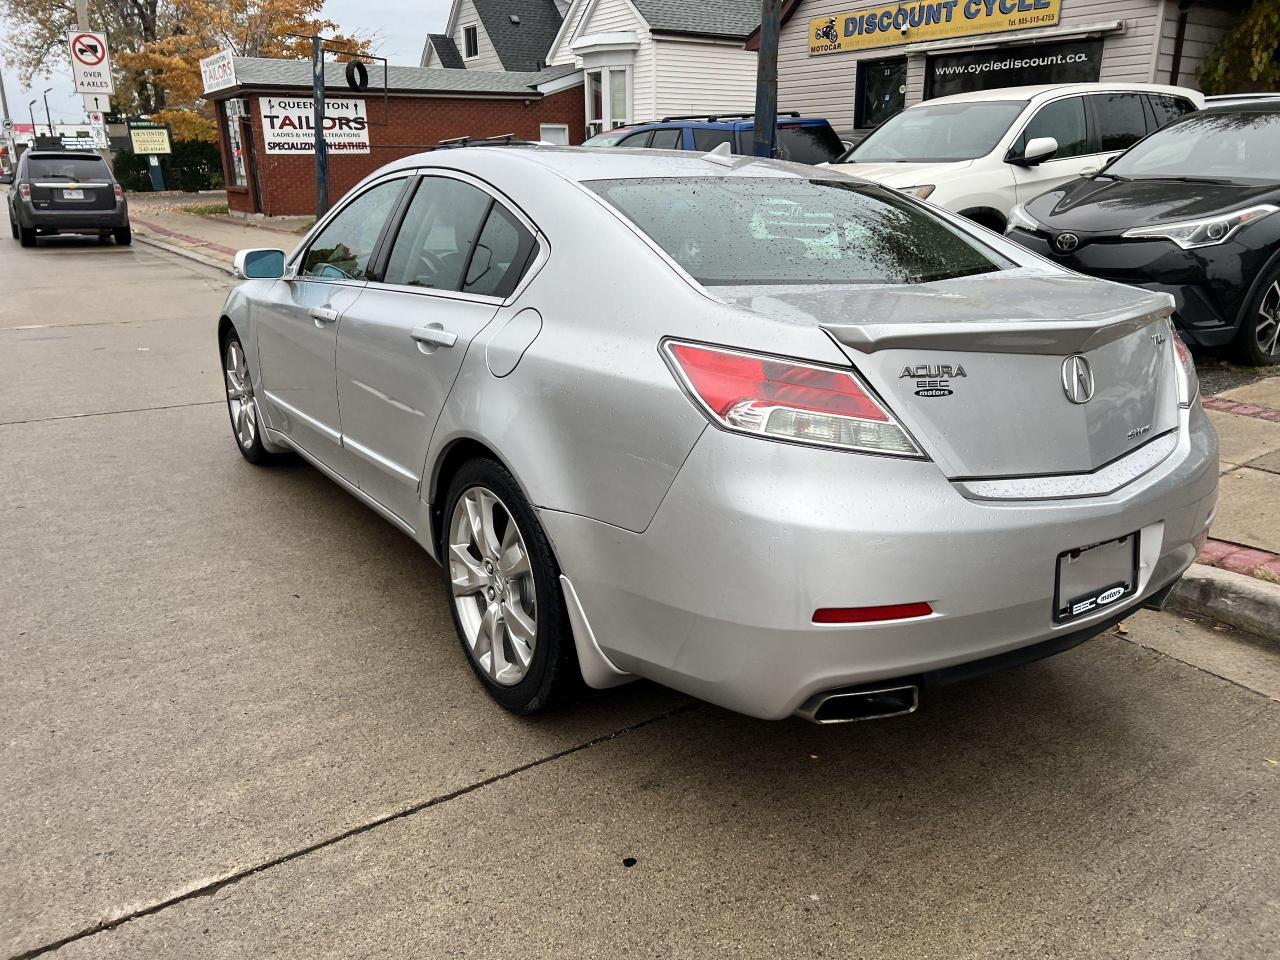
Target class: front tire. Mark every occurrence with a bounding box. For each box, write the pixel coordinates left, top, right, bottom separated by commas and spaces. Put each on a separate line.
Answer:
443, 459, 580, 714
1236, 269, 1280, 365
222, 331, 278, 465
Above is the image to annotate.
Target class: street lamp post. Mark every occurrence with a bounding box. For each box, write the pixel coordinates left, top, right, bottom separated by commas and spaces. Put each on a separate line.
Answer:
41, 88, 54, 137
28, 100, 37, 139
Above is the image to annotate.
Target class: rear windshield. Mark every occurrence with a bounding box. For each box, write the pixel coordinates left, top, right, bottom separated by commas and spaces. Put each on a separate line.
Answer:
27, 155, 108, 181
776, 124, 845, 164
585, 176, 1006, 286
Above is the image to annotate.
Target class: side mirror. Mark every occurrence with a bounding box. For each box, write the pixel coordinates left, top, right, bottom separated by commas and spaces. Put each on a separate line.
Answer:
234, 248, 286, 280
1016, 136, 1059, 167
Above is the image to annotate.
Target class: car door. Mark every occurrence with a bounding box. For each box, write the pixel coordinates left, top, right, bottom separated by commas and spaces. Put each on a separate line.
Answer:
254, 175, 408, 482
1011, 95, 1093, 203
334, 172, 541, 525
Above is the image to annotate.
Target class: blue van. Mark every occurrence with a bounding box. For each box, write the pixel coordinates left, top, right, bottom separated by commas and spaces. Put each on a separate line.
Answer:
582, 112, 846, 164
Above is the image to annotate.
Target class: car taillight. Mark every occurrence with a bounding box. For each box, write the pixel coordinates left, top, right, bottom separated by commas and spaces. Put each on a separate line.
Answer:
663, 340, 922, 457
19, 183, 31, 201
1170, 322, 1198, 408
113, 183, 124, 202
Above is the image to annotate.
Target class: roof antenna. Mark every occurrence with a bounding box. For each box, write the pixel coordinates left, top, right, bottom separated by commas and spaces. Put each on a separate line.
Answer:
700, 141, 736, 167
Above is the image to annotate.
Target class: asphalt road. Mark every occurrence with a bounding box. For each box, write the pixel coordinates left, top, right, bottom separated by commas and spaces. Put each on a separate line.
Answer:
2, 234, 1278, 960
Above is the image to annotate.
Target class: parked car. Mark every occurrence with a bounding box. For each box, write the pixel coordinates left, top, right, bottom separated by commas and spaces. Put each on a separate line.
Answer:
823, 83, 1204, 231
1006, 102, 1280, 365
218, 145, 1217, 723
6, 151, 130, 247
0, 169, 12, 185
583, 112, 846, 164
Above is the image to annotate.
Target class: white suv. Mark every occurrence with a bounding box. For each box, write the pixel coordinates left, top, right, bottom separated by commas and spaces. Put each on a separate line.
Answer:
823, 83, 1204, 231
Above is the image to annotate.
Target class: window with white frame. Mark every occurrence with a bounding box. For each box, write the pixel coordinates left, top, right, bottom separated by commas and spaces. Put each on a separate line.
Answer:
463, 24, 479, 59
584, 66, 630, 137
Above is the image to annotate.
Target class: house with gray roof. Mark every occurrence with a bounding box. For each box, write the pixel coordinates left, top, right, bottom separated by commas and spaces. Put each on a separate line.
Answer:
424, 0, 762, 135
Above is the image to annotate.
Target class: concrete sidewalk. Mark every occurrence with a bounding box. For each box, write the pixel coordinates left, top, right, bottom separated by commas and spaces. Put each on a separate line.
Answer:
127, 192, 304, 272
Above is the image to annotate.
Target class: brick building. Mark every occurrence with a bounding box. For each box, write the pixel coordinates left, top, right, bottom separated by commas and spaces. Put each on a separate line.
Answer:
205, 57, 584, 217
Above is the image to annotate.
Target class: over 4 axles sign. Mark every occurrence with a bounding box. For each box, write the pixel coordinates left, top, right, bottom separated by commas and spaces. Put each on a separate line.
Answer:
810, 0, 1060, 54
258, 98, 370, 155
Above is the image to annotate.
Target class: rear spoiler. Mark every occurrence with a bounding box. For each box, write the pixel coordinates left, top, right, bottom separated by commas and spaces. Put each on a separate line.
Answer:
821, 299, 1173, 356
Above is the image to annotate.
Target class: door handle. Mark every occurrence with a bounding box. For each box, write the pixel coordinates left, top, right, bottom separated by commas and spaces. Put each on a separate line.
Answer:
309, 307, 339, 325
411, 324, 458, 349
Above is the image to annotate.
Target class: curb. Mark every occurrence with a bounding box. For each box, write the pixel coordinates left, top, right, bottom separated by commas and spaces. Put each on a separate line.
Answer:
1172, 563, 1280, 642
133, 231, 234, 276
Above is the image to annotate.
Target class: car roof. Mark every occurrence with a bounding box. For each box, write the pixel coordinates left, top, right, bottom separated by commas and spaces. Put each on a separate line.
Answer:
923, 82, 1203, 107
385, 144, 823, 184
1197, 100, 1280, 114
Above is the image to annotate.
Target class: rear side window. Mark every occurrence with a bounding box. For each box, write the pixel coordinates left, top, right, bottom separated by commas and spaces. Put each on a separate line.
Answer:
27, 155, 108, 180
302, 178, 406, 280
692, 128, 736, 152
463, 205, 538, 298
776, 124, 845, 164
1019, 97, 1088, 159
383, 176, 492, 290
585, 176, 1006, 286
1147, 94, 1195, 129
649, 128, 682, 150
1090, 93, 1149, 152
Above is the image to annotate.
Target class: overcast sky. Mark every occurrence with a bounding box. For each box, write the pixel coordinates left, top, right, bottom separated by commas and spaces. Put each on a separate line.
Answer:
1, 0, 452, 129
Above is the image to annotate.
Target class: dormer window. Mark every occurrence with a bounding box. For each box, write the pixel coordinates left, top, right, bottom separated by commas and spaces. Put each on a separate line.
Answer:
463, 24, 479, 59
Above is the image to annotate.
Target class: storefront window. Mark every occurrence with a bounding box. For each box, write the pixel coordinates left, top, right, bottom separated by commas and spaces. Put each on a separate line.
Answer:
222, 99, 248, 188
926, 39, 1103, 101
856, 57, 907, 129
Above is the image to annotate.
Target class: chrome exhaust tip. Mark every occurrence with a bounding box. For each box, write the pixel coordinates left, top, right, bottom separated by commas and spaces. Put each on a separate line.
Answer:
795, 684, 919, 724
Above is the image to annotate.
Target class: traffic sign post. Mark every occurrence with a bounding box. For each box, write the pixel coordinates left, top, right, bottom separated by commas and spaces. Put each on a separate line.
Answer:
68, 31, 115, 96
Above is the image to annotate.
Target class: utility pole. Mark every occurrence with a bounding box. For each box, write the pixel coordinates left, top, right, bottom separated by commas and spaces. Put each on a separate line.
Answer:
312, 36, 329, 218
751, 0, 784, 159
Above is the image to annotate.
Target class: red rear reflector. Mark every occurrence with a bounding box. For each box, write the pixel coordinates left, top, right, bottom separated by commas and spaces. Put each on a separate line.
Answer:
813, 602, 933, 624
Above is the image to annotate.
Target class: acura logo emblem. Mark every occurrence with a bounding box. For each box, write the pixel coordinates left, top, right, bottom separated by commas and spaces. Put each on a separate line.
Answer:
1054, 232, 1080, 253
1061, 355, 1095, 404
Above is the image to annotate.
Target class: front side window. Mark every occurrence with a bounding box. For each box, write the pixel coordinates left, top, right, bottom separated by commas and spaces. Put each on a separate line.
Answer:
850, 101, 1025, 162
301, 179, 405, 280
463, 25, 478, 58
776, 124, 845, 164
383, 176, 492, 290
1018, 97, 1087, 159
1090, 93, 1148, 153
692, 128, 735, 152
649, 128, 682, 150
616, 131, 652, 148
1107, 111, 1280, 184
585, 177, 1006, 286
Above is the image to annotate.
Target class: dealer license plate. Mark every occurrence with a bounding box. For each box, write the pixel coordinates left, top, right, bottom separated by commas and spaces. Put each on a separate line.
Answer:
1053, 532, 1139, 623
62, 189, 84, 200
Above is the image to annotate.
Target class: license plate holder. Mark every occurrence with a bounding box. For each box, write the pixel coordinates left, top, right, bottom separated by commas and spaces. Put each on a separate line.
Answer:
1053, 532, 1139, 623
62, 189, 84, 200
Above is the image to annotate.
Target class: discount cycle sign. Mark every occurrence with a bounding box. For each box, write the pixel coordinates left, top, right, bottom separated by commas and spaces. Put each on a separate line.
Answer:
259, 97, 370, 155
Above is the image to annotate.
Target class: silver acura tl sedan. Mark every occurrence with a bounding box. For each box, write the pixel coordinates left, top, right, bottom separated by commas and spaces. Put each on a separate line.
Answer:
218, 145, 1218, 723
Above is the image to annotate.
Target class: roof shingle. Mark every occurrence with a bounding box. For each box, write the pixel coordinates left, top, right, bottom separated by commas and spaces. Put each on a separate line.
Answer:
427, 33, 466, 69
470, 0, 564, 71
631, 0, 760, 39
216, 57, 578, 97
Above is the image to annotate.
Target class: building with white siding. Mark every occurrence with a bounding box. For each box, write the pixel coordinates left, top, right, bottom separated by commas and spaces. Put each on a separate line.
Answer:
423, 0, 765, 138
752, 0, 1245, 137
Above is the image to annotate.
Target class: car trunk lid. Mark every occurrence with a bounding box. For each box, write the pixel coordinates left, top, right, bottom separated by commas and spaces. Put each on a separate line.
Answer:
713, 270, 1181, 479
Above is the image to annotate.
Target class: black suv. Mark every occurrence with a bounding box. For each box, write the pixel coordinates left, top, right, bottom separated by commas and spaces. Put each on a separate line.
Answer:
7, 151, 131, 247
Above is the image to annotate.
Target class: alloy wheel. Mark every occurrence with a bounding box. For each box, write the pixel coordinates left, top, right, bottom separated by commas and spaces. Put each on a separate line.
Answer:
224, 338, 257, 450
1257, 281, 1280, 359
448, 486, 537, 686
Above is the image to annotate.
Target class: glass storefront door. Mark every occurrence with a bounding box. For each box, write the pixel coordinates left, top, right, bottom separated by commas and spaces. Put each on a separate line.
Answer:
856, 57, 908, 129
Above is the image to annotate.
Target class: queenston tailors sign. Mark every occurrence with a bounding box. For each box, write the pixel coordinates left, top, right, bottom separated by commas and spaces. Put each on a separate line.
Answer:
810, 0, 1061, 54
260, 97, 370, 155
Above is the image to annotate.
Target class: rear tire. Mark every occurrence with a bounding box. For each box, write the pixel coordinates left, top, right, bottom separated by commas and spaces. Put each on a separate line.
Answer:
442, 458, 581, 715
1235, 267, 1280, 366
113, 225, 132, 246
18, 226, 35, 247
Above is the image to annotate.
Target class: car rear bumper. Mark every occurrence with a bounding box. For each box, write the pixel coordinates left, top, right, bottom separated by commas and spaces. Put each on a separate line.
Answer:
16, 203, 128, 233
543, 405, 1218, 720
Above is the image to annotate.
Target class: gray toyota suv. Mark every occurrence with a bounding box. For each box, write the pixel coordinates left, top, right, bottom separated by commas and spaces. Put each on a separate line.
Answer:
7, 151, 131, 247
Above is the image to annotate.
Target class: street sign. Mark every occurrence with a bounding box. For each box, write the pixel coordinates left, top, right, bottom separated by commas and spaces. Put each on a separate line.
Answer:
1, 118, 12, 133
68, 31, 115, 96
89, 111, 104, 126
200, 50, 238, 94
259, 97, 370, 155
127, 120, 172, 155
82, 93, 112, 114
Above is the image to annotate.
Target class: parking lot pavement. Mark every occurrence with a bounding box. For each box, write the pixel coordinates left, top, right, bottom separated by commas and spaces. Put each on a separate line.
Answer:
3, 236, 1279, 960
